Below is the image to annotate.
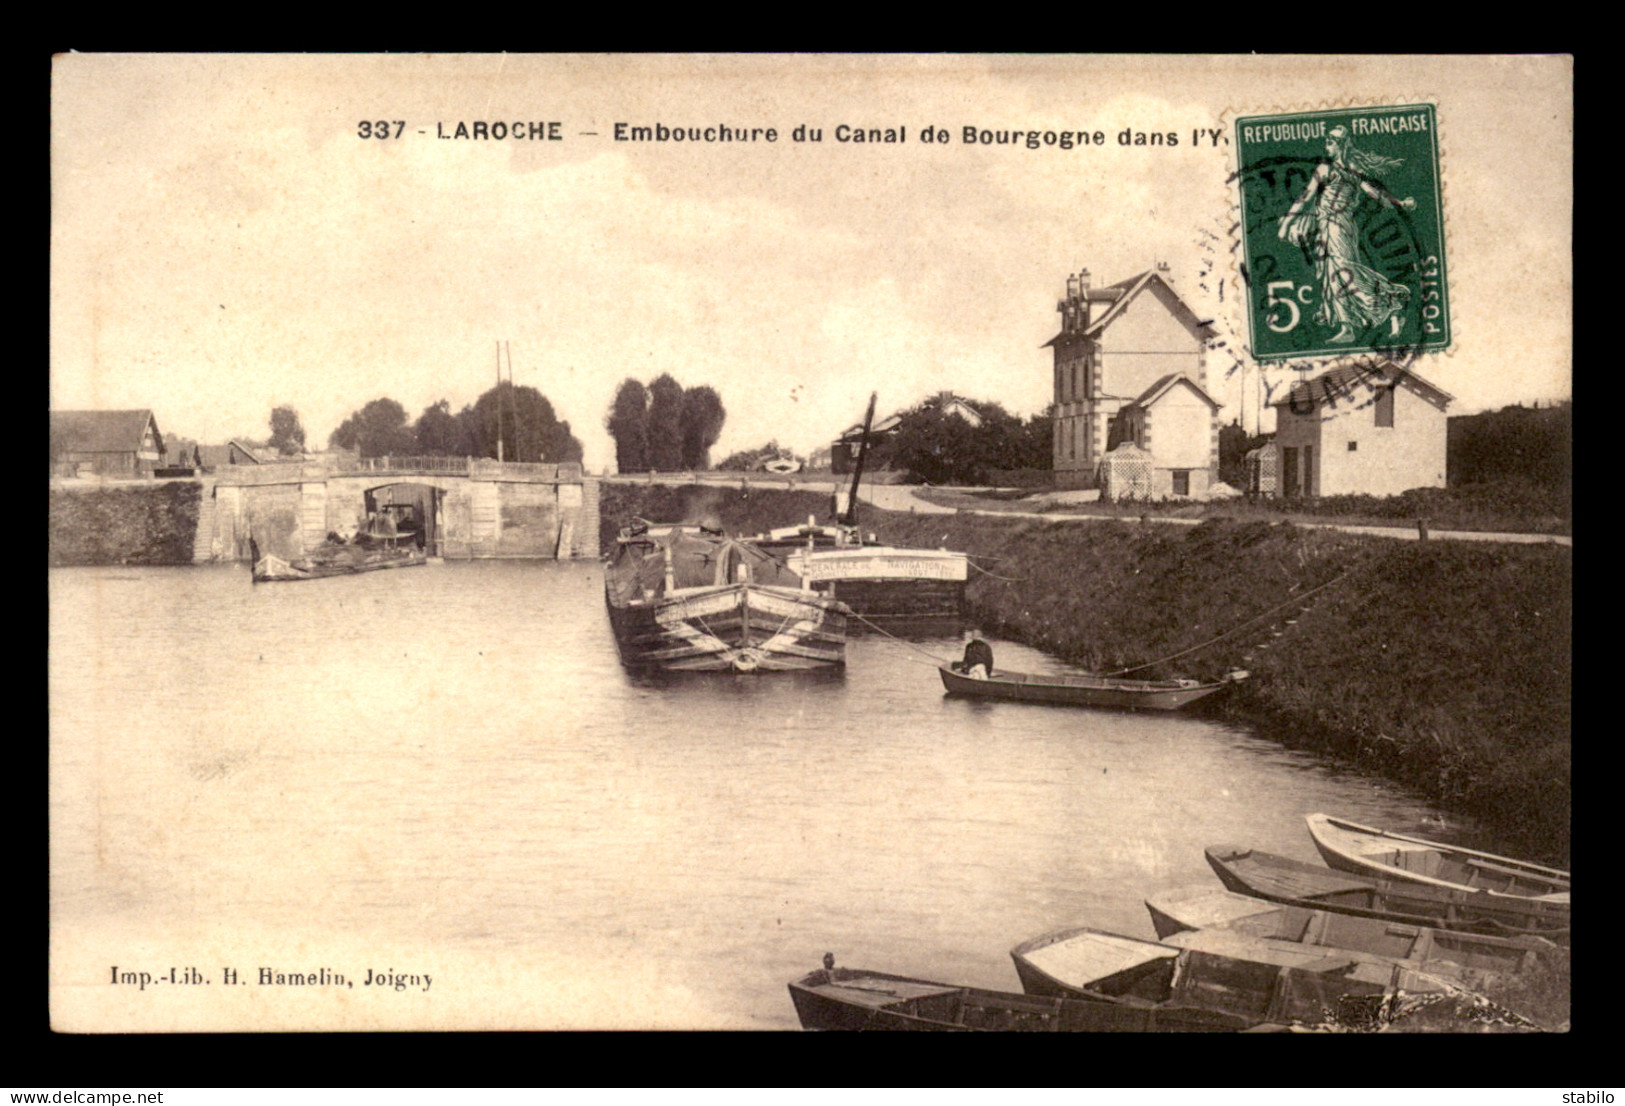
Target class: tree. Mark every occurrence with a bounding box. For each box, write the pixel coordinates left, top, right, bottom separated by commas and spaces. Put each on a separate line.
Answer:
645, 374, 685, 471
268, 405, 306, 457
887, 396, 1050, 485
605, 378, 649, 474
328, 398, 416, 458
469, 382, 583, 464
891, 396, 986, 485
679, 385, 727, 469
414, 400, 470, 456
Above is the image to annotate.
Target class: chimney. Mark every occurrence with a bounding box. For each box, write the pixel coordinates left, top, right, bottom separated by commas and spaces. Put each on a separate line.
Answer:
1156, 260, 1170, 273
1077, 269, 1092, 329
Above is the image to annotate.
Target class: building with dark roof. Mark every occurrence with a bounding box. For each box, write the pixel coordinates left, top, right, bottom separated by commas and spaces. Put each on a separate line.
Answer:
50, 409, 165, 478
1269, 360, 1452, 497
196, 441, 264, 471
1046, 266, 1220, 494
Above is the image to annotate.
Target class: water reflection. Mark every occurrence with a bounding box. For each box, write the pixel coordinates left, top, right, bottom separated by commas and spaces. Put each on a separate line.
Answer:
51, 562, 1480, 1029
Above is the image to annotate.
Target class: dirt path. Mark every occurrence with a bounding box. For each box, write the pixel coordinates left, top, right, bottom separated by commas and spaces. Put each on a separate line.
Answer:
602, 474, 1570, 545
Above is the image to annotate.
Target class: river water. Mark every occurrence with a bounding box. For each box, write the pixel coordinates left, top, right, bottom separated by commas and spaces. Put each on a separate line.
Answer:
50, 561, 1478, 1030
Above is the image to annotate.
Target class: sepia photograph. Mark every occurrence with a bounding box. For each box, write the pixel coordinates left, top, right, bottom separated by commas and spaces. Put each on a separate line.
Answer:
49, 54, 1571, 1034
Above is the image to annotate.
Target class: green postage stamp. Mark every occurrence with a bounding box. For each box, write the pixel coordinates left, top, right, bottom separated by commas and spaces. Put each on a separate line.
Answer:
1235, 104, 1448, 361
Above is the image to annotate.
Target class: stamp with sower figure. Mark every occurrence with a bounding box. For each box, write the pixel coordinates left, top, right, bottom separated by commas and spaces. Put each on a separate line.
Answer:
1235, 104, 1448, 362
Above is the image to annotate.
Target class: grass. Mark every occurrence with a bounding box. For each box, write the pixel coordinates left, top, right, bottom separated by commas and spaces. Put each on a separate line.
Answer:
914, 479, 1571, 535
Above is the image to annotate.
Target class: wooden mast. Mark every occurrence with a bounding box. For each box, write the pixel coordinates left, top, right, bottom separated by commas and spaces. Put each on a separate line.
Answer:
841, 392, 878, 527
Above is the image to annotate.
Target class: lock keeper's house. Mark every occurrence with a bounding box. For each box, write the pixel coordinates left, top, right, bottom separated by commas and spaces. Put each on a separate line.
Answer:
1046, 266, 1222, 496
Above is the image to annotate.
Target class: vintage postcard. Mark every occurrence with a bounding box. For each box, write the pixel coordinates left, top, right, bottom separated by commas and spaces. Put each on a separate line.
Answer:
50, 55, 1571, 1033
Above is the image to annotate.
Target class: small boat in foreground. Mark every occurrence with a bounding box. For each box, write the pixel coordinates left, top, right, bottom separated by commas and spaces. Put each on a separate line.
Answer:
1144, 887, 1557, 987
250, 536, 427, 583
1204, 845, 1569, 944
787, 963, 1263, 1032
1009, 924, 1506, 1027
938, 665, 1247, 711
604, 522, 849, 673
1306, 814, 1570, 902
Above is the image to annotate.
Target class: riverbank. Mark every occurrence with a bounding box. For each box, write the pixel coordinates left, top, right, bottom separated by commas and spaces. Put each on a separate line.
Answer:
915, 480, 1571, 536
53, 480, 1570, 862
49, 481, 201, 566
602, 484, 1570, 864
886, 510, 1570, 865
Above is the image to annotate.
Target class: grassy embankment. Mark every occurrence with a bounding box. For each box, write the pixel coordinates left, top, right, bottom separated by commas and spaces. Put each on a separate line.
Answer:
602, 484, 1571, 864
49, 482, 202, 566
918, 480, 1570, 535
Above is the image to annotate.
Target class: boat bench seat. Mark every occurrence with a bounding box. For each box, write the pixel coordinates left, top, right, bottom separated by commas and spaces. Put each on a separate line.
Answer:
810, 979, 961, 1009
1464, 857, 1559, 884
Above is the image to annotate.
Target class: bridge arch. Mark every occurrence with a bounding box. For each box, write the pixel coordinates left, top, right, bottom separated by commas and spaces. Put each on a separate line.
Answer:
207, 463, 596, 562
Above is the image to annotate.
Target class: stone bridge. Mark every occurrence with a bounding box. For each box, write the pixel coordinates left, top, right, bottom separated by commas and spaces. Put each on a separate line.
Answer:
199, 457, 599, 562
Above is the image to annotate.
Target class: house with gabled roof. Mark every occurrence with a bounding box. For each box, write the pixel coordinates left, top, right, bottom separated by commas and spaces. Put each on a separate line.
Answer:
1046, 265, 1221, 494
196, 440, 265, 471
50, 409, 165, 478
1269, 360, 1452, 498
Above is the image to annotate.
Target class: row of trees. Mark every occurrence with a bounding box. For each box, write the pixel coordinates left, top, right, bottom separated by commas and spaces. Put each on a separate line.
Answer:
605, 375, 726, 473
320, 383, 584, 463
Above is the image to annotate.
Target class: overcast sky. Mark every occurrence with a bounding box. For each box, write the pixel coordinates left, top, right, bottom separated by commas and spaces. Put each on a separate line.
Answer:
52, 55, 1571, 469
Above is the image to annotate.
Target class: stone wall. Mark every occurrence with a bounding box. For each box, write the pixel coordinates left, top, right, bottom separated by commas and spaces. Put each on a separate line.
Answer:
49, 481, 202, 566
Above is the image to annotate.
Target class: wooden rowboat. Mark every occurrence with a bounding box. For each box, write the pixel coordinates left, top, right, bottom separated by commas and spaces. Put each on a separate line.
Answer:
1144, 886, 1558, 988
604, 522, 849, 673
938, 665, 1246, 711
1306, 814, 1570, 902
1009, 924, 1514, 1028
787, 964, 1264, 1032
250, 538, 427, 583
1204, 845, 1569, 944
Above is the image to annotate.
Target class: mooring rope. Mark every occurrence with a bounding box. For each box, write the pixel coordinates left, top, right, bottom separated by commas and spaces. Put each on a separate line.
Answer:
1102, 569, 1358, 677
968, 559, 1027, 583
845, 609, 958, 667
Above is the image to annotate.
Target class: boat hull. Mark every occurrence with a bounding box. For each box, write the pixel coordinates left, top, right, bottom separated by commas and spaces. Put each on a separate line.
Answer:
252, 549, 427, 582
606, 583, 848, 672
1009, 922, 1546, 1028
788, 967, 1257, 1032
785, 546, 967, 624
1306, 814, 1570, 901
1205, 845, 1569, 944
1144, 888, 1554, 987
938, 665, 1230, 711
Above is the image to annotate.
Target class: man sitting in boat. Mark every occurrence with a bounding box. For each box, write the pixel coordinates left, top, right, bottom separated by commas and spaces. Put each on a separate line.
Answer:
956, 631, 994, 679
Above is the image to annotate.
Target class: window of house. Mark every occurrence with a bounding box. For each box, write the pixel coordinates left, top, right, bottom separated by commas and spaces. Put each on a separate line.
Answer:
1348, 441, 1358, 451
1375, 387, 1395, 428
1172, 470, 1190, 496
